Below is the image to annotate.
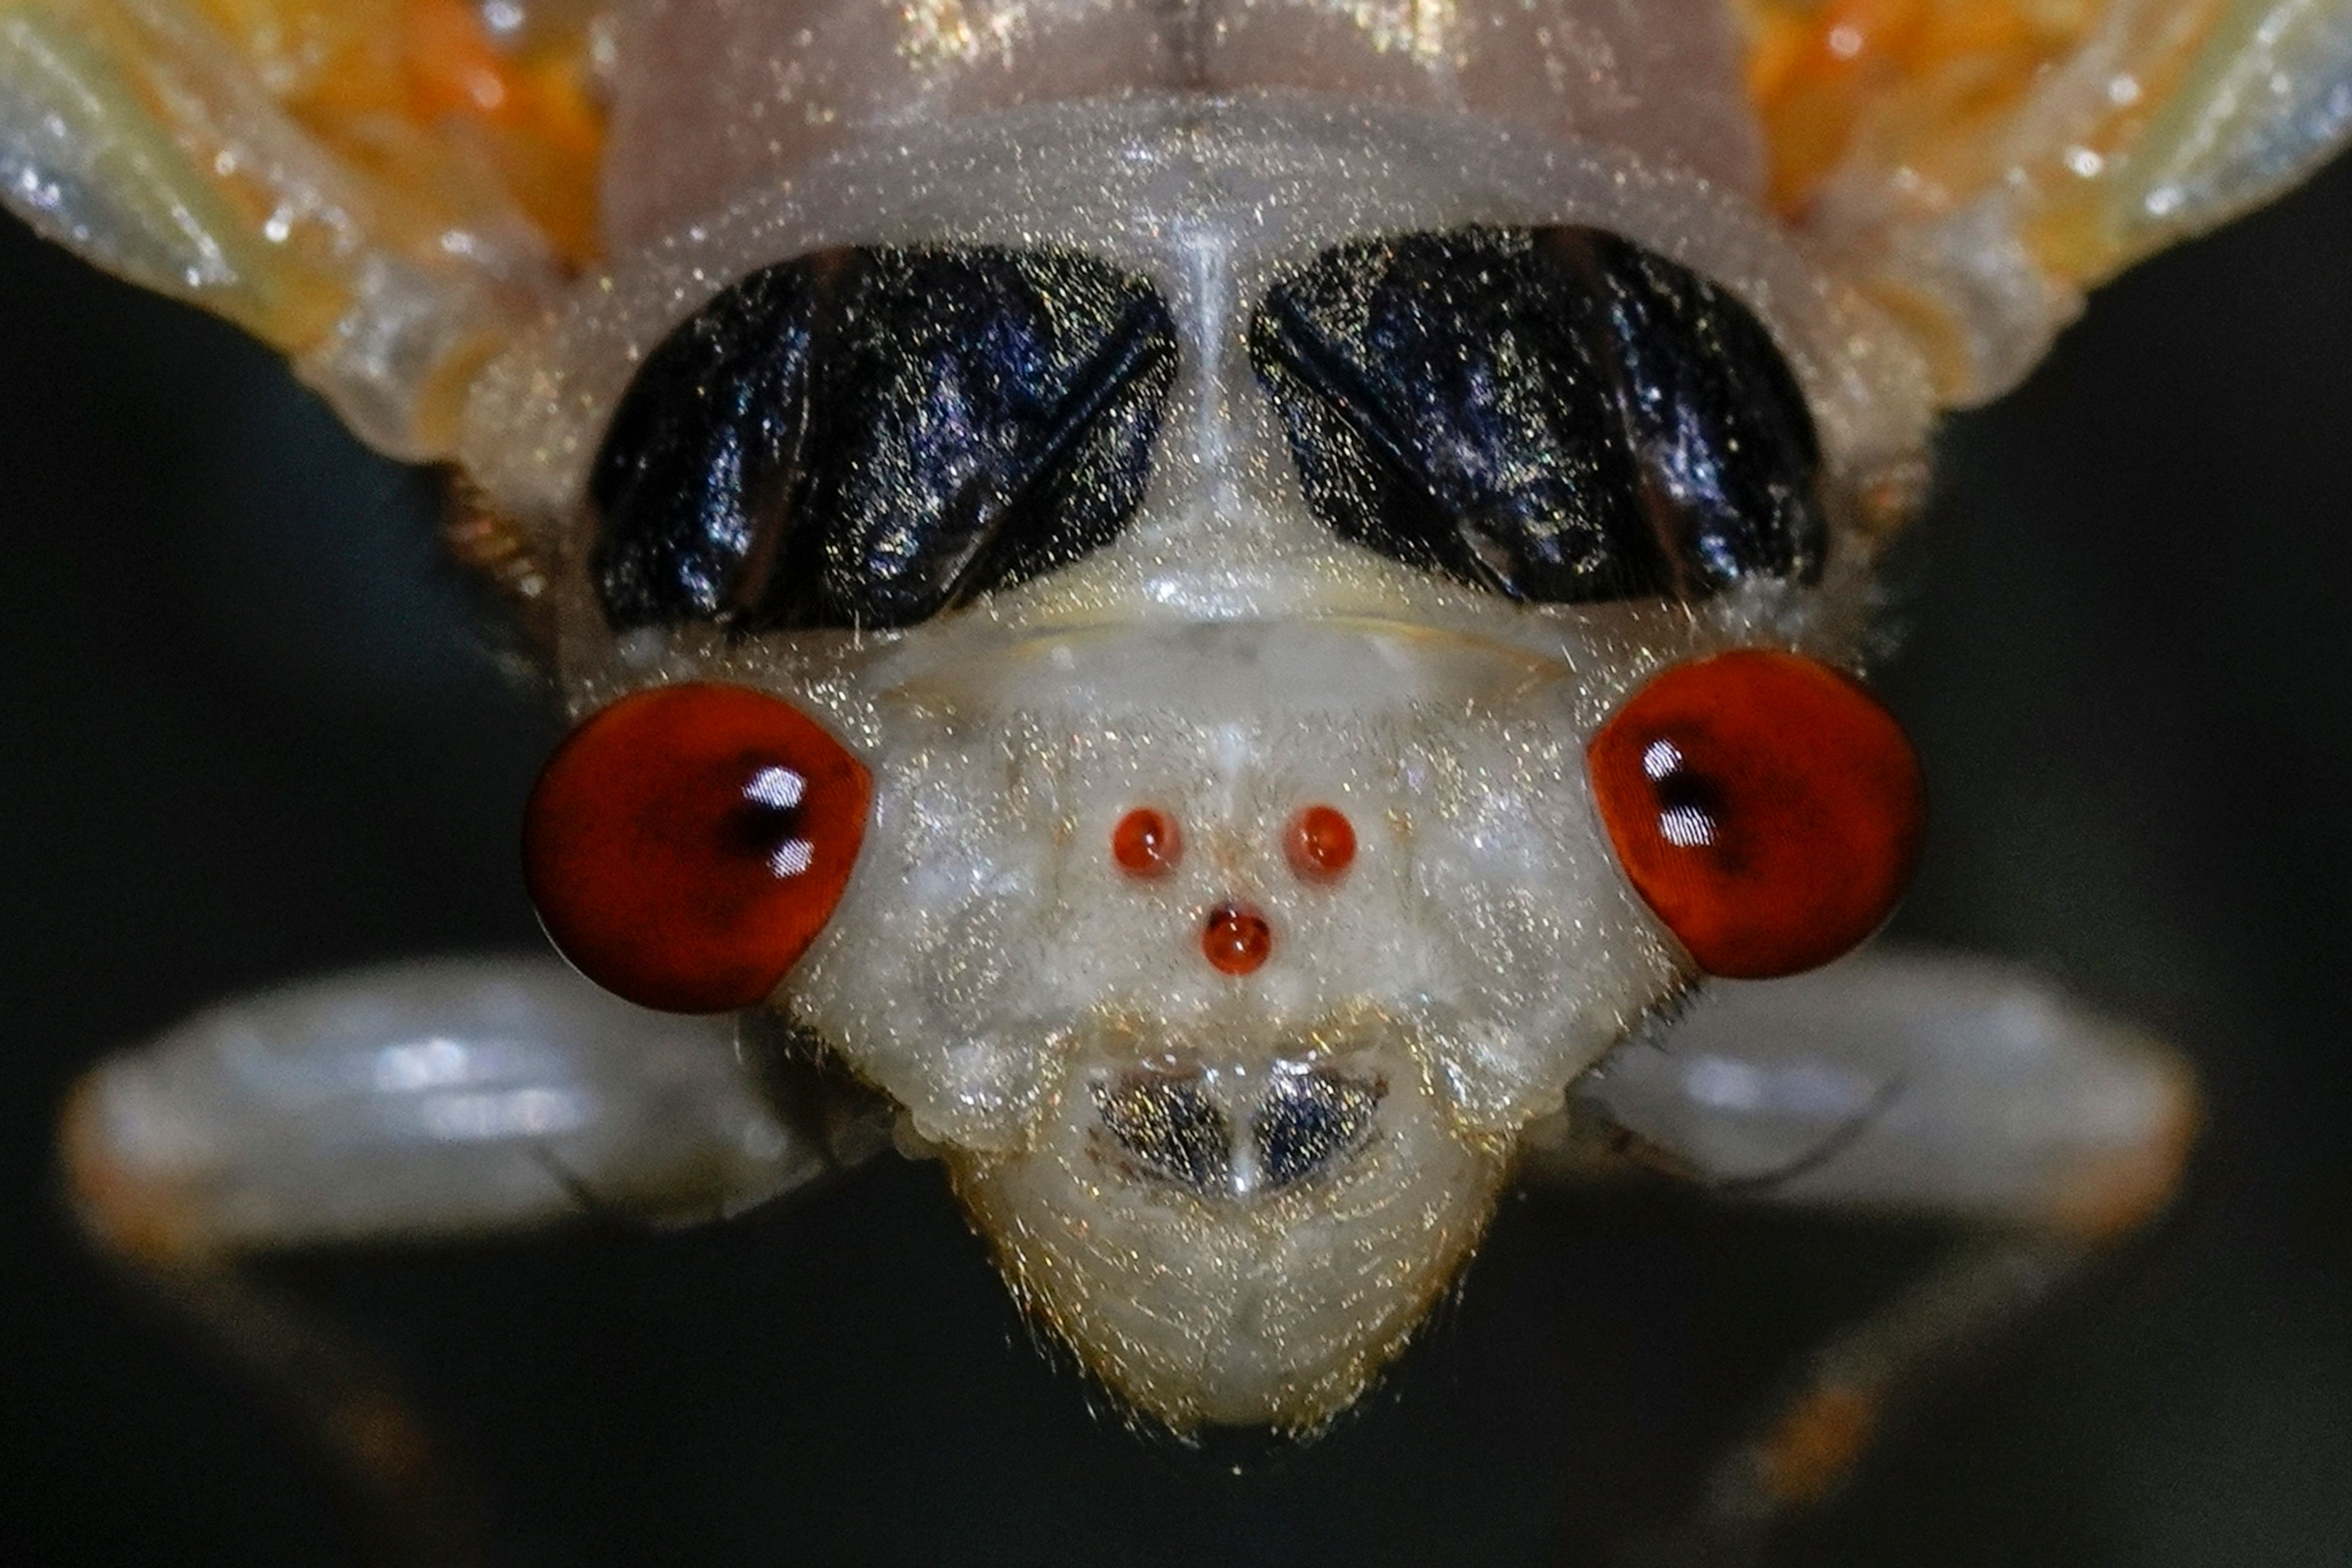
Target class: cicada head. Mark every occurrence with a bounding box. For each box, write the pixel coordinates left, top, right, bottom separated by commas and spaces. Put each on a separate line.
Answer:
2, 0, 2342, 1461
471, 102, 1933, 1430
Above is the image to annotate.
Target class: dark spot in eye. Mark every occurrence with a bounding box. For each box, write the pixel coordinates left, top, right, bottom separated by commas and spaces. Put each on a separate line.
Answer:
1247, 226, 1825, 605
1646, 746, 1735, 862
1095, 1075, 1231, 1193
592, 246, 1178, 633
1253, 1070, 1382, 1191
720, 763, 810, 864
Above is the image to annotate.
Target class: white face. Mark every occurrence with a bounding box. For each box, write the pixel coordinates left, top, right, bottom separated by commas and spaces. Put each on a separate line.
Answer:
475, 102, 1920, 1429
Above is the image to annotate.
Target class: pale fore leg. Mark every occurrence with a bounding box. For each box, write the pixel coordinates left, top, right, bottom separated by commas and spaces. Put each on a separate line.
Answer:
62, 956, 839, 1262
1539, 950, 2199, 1560
59, 956, 856, 1566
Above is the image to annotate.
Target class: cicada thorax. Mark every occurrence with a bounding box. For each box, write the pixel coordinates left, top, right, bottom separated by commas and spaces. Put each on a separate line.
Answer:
468, 1, 1932, 1431
595, 0, 1766, 252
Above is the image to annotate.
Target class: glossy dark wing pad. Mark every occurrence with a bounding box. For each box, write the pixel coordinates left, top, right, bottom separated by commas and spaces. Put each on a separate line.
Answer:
592, 246, 1178, 632
1248, 227, 1826, 603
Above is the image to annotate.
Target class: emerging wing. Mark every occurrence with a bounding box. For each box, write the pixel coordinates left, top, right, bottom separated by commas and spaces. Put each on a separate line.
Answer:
1741, 0, 2352, 401
0, 0, 608, 456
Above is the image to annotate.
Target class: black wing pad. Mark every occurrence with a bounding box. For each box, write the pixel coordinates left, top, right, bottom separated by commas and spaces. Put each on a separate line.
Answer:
592, 246, 1178, 632
1248, 227, 1826, 604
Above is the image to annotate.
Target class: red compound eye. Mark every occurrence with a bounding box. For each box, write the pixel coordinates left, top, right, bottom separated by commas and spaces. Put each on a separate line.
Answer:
523, 683, 872, 1012
1286, 805, 1357, 882
1586, 650, 1924, 979
1113, 808, 1182, 878
1202, 903, 1273, 975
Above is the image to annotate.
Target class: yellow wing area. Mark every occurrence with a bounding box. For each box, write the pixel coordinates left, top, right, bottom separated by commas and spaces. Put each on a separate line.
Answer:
0, 0, 607, 456
11, 2, 2348, 439
176, 0, 605, 263
1739, 0, 2352, 401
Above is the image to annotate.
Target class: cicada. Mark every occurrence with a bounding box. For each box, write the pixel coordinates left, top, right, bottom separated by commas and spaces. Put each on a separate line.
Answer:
6, 1, 2350, 1561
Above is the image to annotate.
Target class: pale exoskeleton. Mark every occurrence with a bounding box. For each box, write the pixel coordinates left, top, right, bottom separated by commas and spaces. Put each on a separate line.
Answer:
6, 1, 2351, 1561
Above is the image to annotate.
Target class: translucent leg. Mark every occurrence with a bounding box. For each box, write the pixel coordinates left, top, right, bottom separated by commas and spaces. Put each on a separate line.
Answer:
1542, 951, 2199, 1561
62, 957, 834, 1262
58, 957, 855, 1566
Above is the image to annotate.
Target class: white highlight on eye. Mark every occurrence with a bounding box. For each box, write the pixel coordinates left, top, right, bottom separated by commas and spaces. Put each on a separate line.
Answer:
1642, 738, 1681, 780
1658, 804, 1716, 848
735, 767, 817, 874
745, 765, 807, 810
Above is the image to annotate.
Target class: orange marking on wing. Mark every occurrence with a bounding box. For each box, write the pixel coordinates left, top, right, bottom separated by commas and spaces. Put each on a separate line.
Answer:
1734, 0, 2266, 402
1736, 0, 2105, 222
406, 0, 513, 116
399, 0, 606, 265
185, 0, 606, 268
1736, 1, 2238, 270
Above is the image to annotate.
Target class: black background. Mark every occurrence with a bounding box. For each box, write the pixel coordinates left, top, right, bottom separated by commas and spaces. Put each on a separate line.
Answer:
2, 151, 2348, 1566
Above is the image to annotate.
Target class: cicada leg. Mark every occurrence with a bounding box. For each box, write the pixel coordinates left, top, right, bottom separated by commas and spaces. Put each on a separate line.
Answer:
1544, 950, 2198, 1563
59, 957, 867, 1566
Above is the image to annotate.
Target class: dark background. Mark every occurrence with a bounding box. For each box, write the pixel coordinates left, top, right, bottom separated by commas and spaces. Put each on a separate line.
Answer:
2, 153, 2348, 1565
